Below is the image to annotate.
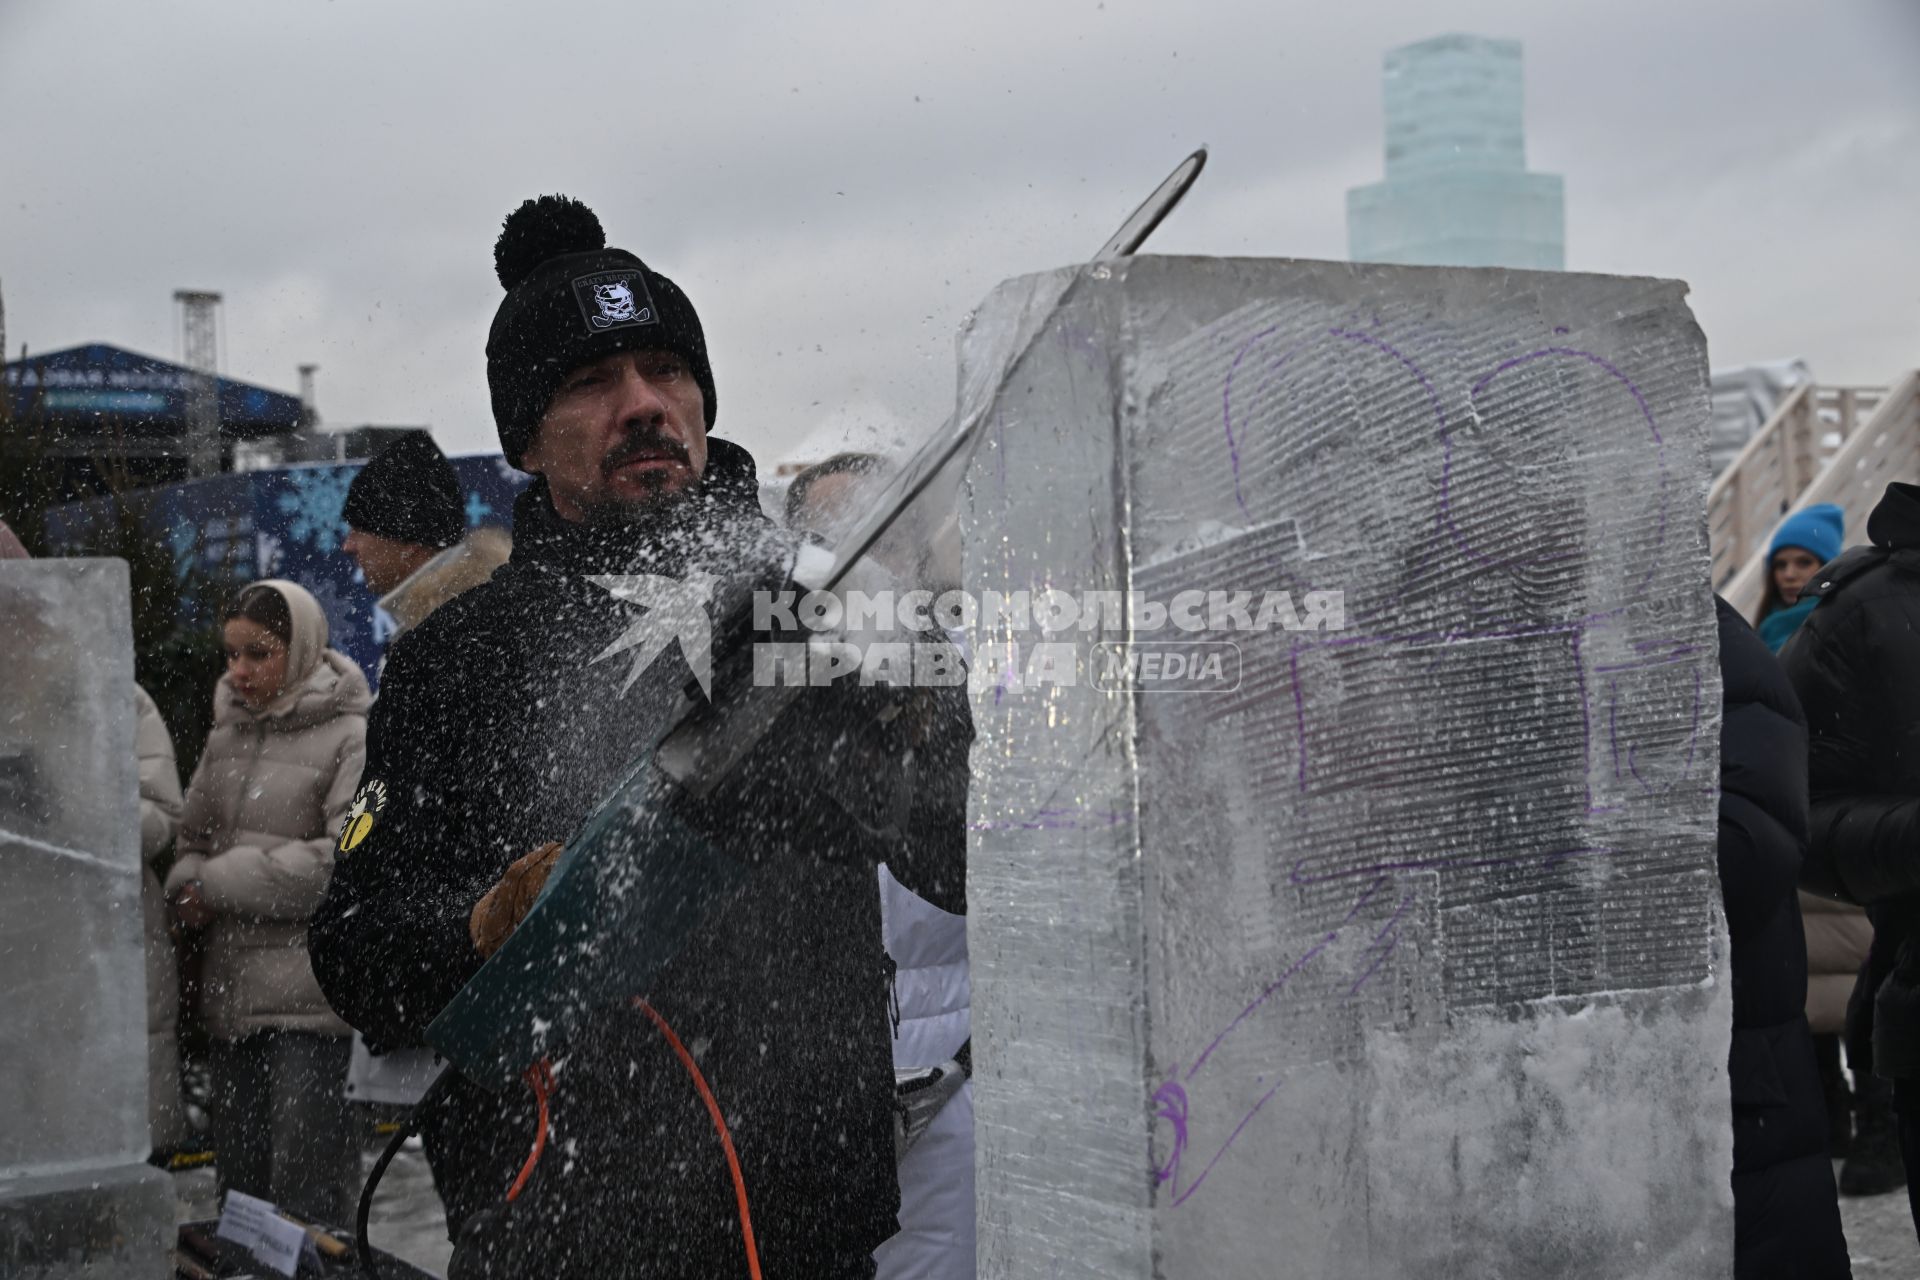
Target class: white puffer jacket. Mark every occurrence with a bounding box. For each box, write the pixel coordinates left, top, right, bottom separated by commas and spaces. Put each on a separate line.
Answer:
873, 863, 974, 1280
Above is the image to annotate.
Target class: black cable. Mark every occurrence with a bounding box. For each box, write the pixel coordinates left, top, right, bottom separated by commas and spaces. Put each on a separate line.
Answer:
356, 1067, 454, 1279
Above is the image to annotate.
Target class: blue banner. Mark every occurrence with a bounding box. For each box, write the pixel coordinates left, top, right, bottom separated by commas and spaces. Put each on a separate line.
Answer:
46, 454, 528, 690
6, 343, 305, 432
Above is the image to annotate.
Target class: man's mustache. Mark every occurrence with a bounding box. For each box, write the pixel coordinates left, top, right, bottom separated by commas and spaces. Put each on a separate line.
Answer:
603, 431, 692, 477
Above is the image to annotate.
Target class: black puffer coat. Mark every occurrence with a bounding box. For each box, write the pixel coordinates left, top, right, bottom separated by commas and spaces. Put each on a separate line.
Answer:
310, 440, 968, 1277
1715, 595, 1850, 1279
1782, 482, 1920, 1082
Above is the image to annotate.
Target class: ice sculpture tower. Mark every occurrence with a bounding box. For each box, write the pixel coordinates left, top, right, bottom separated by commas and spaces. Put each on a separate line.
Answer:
959, 256, 1729, 1278
0, 560, 174, 1278
1347, 34, 1566, 269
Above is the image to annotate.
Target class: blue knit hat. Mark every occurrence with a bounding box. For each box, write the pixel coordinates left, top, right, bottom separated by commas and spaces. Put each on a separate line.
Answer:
1768, 502, 1845, 566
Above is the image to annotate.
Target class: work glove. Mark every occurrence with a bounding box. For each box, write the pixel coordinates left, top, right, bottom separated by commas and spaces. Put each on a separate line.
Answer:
469, 841, 563, 959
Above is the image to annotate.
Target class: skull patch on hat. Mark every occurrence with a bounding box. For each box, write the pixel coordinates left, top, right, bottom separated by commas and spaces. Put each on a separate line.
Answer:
572, 270, 659, 332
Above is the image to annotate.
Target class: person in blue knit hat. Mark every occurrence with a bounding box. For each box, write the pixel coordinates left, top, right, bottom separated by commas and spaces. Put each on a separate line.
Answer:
1755, 502, 1846, 654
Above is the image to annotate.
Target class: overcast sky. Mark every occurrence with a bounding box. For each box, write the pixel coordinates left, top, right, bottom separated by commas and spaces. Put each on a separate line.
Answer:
2, 0, 1914, 466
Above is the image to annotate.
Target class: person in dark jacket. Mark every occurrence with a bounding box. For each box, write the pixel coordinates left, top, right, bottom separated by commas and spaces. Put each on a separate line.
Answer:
1783, 480, 1920, 1237
1714, 594, 1852, 1276
309, 195, 965, 1278
337, 431, 511, 1216
1754, 503, 1899, 1188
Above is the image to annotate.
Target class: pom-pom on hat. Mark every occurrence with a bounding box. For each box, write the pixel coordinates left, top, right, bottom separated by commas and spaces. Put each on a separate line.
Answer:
486, 195, 716, 469
343, 431, 464, 550
1768, 502, 1845, 567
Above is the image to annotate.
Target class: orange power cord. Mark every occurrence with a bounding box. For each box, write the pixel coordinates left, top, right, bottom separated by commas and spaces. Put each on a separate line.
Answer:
632, 997, 764, 1280
506, 1058, 554, 1203
501, 1003, 763, 1280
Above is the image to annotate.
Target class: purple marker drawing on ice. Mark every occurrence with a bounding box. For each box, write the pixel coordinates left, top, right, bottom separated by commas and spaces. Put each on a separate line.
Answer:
1154, 322, 1692, 1208
1156, 1076, 1288, 1207
1592, 648, 1701, 674
1216, 326, 1671, 647
1155, 877, 1412, 1206
1151, 1078, 1188, 1185
1185, 876, 1392, 1079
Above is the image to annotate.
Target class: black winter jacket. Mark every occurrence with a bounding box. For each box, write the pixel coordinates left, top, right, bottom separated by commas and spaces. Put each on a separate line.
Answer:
1782, 481, 1920, 1080
309, 440, 968, 1277
1714, 595, 1850, 1279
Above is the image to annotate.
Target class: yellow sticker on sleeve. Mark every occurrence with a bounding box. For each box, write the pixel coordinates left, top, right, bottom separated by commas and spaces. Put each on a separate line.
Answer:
338, 779, 389, 854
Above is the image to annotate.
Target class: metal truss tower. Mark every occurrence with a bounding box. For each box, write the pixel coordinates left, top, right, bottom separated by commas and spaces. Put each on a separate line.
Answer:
174, 289, 223, 476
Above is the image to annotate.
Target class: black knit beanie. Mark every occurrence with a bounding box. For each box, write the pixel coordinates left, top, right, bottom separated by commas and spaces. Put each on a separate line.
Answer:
342, 431, 464, 549
486, 195, 717, 469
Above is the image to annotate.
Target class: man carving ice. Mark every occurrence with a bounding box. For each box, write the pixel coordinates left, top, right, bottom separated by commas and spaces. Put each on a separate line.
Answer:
309, 195, 966, 1278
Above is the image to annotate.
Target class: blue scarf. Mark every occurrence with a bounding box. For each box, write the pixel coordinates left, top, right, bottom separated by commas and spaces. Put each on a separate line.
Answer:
1758, 596, 1817, 654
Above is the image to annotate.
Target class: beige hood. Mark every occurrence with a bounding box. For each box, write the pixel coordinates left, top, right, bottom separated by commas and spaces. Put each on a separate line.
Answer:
261, 577, 327, 688
215, 579, 366, 726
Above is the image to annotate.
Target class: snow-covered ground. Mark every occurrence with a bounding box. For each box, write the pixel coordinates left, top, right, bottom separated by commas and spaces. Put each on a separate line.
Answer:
172, 1151, 1915, 1276
1840, 1166, 1919, 1277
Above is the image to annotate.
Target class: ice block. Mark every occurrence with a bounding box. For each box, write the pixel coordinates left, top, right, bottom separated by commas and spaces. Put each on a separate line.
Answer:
959, 257, 1729, 1278
0, 559, 173, 1277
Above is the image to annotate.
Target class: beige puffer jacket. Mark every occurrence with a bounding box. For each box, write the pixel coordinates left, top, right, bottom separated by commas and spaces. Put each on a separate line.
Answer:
165, 581, 369, 1040
136, 685, 187, 1146
1803, 890, 1872, 1036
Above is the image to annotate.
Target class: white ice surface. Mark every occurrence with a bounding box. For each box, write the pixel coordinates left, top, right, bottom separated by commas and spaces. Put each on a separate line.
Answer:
962, 257, 1729, 1278
0, 560, 146, 1179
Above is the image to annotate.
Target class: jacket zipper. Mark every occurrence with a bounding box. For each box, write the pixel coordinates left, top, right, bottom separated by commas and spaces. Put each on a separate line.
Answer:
217, 712, 269, 849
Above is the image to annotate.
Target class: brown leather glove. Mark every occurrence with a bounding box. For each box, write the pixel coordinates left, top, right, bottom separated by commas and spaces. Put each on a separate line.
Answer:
469, 841, 563, 959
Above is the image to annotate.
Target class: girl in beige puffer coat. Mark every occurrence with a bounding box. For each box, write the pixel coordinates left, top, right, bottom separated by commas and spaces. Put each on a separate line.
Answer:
165, 579, 368, 1223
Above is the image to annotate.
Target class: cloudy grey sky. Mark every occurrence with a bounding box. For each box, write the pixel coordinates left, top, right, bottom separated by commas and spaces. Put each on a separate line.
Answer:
2, 0, 1914, 466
